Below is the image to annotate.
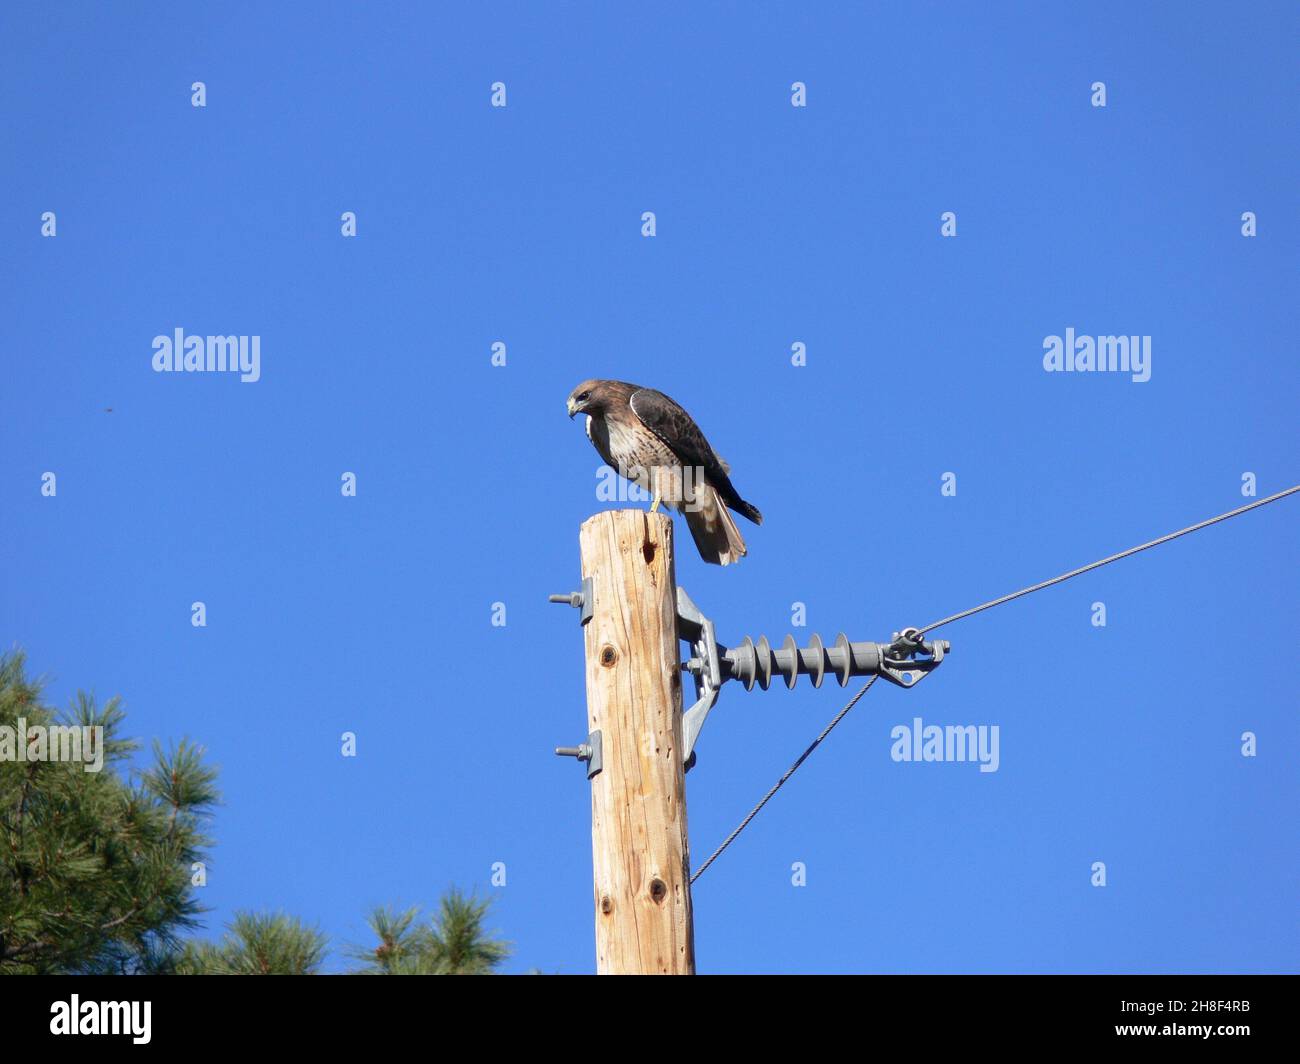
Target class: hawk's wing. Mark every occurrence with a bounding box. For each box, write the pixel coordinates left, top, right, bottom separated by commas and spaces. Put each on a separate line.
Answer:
628, 387, 752, 517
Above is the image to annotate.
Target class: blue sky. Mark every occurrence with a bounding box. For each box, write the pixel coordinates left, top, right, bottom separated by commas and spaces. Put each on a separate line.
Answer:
2, 2, 1296, 973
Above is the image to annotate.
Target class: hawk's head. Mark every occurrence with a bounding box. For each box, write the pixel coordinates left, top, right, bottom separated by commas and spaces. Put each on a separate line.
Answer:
566, 379, 610, 419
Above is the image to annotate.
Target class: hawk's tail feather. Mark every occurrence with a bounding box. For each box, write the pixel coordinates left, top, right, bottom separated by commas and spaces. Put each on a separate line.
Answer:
683, 486, 749, 566
733, 498, 762, 525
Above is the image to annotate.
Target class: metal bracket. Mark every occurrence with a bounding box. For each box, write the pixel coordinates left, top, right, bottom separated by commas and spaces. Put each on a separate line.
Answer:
878, 628, 948, 688
548, 576, 594, 626
555, 729, 602, 780
676, 586, 721, 771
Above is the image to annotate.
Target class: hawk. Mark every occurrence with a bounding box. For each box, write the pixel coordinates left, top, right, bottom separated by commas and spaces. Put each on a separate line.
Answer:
566, 379, 763, 565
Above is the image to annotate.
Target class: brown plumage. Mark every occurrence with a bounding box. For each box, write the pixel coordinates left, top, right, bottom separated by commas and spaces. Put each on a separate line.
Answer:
566, 379, 763, 565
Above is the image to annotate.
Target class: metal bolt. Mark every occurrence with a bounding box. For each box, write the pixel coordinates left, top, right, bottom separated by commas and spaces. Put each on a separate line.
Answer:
556, 730, 603, 780
549, 579, 594, 626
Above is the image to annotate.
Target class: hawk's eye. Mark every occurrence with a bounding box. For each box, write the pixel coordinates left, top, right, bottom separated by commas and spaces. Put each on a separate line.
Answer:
577, 391, 590, 402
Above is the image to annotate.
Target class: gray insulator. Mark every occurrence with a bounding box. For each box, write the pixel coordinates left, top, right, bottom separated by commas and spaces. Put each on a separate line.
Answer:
723, 632, 885, 691
755, 636, 773, 690
804, 632, 826, 688
734, 636, 757, 692
831, 633, 851, 686
779, 635, 799, 690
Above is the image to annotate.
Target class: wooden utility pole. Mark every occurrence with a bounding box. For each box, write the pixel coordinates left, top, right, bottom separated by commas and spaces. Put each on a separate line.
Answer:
578, 509, 695, 974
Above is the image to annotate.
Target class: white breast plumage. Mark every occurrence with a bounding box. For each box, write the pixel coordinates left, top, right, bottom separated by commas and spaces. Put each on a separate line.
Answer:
605, 417, 647, 466
587, 412, 679, 498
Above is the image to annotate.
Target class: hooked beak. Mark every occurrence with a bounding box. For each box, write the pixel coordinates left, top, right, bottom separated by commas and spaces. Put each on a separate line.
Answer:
566, 397, 578, 419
